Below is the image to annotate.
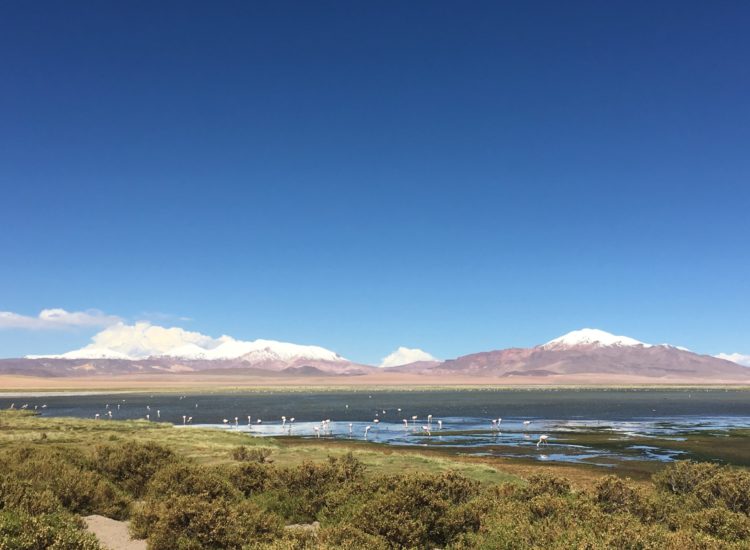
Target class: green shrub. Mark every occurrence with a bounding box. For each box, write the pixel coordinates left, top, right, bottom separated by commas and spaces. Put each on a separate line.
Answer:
146, 462, 239, 501
522, 471, 572, 498
138, 495, 283, 550
232, 446, 273, 463
653, 461, 720, 496
0, 446, 129, 519
0, 509, 101, 550
688, 507, 750, 542
351, 471, 481, 548
91, 441, 176, 497
595, 475, 643, 514
694, 469, 750, 515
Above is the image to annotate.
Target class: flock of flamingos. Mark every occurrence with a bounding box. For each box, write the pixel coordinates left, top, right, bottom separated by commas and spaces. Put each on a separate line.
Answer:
8, 399, 552, 448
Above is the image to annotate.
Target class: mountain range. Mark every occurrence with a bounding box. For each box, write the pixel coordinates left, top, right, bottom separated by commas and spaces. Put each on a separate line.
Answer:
1, 328, 747, 384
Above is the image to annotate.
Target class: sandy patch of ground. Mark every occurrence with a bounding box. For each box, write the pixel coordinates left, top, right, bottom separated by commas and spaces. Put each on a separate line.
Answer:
83, 515, 146, 550
0, 372, 748, 392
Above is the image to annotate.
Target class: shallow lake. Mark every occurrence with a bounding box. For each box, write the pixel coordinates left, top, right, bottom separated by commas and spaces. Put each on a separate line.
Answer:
3, 389, 749, 466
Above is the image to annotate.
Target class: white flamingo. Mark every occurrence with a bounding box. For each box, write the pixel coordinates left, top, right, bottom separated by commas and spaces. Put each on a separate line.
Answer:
157, 410, 161, 419
403, 419, 408, 428
422, 425, 431, 436
223, 418, 229, 425
95, 413, 100, 420
411, 415, 418, 427
314, 426, 320, 438
523, 420, 532, 429
537, 435, 549, 448
187, 416, 192, 424
438, 420, 443, 429
257, 419, 262, 424
183, 415, 187, 425
107, 410, 112, 419
247, 415, 252, 425
145, 414, 150, 421
281, 416, 286, 428
234, 416, 239, 427
364, 425, 371, 438
348, 423, 353, 435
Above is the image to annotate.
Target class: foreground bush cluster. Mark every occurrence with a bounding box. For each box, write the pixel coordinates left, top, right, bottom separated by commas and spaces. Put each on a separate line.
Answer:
1, 440, 750, 549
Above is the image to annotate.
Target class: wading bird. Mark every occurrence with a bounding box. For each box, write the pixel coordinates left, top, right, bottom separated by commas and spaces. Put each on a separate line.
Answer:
281, 416, 286, 428
94, 413, 100, 420
422, 425, 431, 436
314, 426, 320, 438
438, 420, 443, 429
182, 415, 187, 425
364, 425, 371, 438
537, 435, 549, 448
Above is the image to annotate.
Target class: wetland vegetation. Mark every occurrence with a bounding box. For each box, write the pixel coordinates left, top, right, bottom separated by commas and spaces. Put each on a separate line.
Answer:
1, 409, 750, 549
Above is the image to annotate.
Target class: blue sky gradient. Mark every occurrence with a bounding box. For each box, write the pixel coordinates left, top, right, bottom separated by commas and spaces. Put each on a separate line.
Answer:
1, 1, 748, 363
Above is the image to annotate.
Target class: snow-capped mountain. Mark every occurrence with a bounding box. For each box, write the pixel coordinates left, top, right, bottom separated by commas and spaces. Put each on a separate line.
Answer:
26, 348, 134, 360
541, 328, 650, 349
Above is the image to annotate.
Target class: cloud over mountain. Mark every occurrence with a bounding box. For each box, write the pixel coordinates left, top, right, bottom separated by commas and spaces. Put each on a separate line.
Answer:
380, 346, 438, 367
0, 309, 121, 330
28, 321, 347, 363
715, 353, 750, 367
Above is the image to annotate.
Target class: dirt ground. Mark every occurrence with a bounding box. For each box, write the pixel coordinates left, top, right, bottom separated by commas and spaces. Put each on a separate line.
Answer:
2, 372, 747, 392
83, 515, 147, 550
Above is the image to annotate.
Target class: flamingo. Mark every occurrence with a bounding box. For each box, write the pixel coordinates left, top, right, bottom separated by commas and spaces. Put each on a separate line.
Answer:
183, 415, 187, 425
411, 415, 418, 427
187, 416, 192, 424
427, 414, 433, 425
234, 417, 239, 427
223, 418, 229, 425
314, 426, 320, 438
157, 409, 161, 419
438, 420, 443, 429
364, 425, 371, 438
281, 416, 286, 428
107, 410, 112, 419
403, 419, 408, 428
257, 419, 262, 424
348, 423, 353, 435
145, 414, 150, 421
523, 420, 532, 429
422, 425, 431, 436
94, 413, 100, 420
41, 404, 47, 409
247, 415, 252, 425
537, 435, 549, 448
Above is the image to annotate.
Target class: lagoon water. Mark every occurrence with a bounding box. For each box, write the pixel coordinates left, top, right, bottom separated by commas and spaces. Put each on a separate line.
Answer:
3, 389, 749, 466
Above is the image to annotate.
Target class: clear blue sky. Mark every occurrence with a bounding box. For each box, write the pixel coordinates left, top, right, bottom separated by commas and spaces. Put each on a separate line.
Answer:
1, 1, 748, 363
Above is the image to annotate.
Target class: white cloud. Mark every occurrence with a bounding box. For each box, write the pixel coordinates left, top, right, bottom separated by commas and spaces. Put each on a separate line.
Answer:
715, 353, 750, 367
0, 309, 121, 330
28, 321, 346, 362
380, 346, 438, 368
83, 321, 216, 358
